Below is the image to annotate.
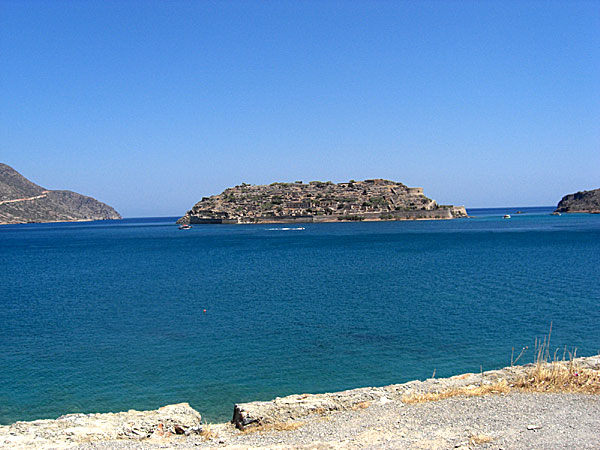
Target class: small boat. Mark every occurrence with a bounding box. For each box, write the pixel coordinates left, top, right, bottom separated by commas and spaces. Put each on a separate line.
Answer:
551, 212, 561, 216
503, 214, 511, 219
179, 224, 192, 230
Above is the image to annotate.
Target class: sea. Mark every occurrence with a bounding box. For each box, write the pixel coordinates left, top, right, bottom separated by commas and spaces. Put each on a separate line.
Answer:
1, 206, 599, 424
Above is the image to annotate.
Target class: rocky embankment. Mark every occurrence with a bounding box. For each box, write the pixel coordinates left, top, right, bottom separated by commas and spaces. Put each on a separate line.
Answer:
0, 403, 203, 449
555, 188, 600, 213
0, 163, 121, 224
178, 179, 467, 224
2, 356, 598, 449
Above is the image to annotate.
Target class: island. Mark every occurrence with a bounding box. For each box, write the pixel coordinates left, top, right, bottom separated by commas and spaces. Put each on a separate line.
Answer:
0, 163, 121, 224
177, 179, 467, 224
555, 188, 600, 214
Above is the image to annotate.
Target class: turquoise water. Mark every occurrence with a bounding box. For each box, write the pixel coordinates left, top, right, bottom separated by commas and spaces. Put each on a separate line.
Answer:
1, 207, 599, 424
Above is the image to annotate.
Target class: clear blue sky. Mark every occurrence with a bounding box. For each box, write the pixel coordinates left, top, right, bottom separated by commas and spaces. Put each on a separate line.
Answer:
1, 1, 598, 217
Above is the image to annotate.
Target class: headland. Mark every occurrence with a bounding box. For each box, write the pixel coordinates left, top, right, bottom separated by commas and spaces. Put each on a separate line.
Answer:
555, 188, 600, 214
0, 163, 121, 224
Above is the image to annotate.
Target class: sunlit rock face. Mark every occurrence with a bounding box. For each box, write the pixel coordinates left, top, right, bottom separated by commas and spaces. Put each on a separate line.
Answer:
555, 188, 600, 213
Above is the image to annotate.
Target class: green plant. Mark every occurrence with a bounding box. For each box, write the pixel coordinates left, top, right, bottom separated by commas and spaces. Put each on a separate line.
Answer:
337, 215, 364, 221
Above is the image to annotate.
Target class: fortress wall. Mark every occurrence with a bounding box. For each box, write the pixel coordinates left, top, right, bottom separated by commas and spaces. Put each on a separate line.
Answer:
187, 208, 463, 225
254, 215, 314, 224
189, 217, 238, 224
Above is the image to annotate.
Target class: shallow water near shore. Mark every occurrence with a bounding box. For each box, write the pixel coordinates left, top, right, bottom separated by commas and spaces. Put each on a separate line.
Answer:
1, 207, 599, 424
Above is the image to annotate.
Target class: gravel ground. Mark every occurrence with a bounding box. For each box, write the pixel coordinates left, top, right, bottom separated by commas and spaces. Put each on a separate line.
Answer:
73, 392, 600, 450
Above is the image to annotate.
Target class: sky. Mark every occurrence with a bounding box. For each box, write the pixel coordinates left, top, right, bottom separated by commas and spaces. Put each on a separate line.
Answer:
1, 1, 599, 217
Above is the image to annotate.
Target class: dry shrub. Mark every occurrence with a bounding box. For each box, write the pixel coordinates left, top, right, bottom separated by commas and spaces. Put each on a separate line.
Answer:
242, 421, 304, 434
199, 424, 217, 440
402, 325, 599, 405
515, 354, 600, 394
351, 401, 371, 410
401, 381, 510, 404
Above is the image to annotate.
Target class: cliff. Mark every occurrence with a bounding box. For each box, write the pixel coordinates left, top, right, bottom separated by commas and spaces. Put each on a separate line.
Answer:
0, 163, 121, 224
555, 188, 600, 213
178, 179, 467, 224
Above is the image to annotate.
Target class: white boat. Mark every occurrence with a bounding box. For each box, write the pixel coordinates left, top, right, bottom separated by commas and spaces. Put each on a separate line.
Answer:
503, 214, 511, 219
179, 224, 192, 230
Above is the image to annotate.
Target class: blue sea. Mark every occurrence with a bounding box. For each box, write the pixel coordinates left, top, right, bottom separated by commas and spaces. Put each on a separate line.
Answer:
1, 207, 599, 424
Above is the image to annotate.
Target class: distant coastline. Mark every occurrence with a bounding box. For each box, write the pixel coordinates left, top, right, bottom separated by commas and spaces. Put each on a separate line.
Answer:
0, 163, 121, 224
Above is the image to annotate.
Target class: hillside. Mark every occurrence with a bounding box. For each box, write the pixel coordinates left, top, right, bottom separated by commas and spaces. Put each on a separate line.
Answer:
0, 163, 121, 224
178, 179, 467, 224
555, 188, 600, 213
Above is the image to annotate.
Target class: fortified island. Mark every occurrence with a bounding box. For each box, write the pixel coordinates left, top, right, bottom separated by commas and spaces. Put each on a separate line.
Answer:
555, 188, 600, 214
0, 163, 121, 224
178, 179, 467, 224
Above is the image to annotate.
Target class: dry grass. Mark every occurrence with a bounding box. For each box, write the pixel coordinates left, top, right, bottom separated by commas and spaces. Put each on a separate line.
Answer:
199, 424, 217, 440
401, 380, 510, 404
403, 325, 599, 405
351, 401, 372, 410
469, 433, 493, 445
514, 326, 600, 394
401, 355, 599, 405
515, 361, 600, 394
242, 421, 304, 434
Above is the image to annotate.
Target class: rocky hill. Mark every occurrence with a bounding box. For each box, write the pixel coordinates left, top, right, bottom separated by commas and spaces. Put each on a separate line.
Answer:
0, 163, 121, 224
555, 188, 600, 213
178, 179, 467, 224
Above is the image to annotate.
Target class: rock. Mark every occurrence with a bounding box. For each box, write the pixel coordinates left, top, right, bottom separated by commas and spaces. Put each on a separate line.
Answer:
0, 403, 201, 449
555, 188, 600, 213
232, 387, 406, 430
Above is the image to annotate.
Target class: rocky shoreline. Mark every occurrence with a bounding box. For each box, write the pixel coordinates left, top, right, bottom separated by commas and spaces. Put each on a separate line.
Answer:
2, 356, 598, 449
178, 179, 467, 225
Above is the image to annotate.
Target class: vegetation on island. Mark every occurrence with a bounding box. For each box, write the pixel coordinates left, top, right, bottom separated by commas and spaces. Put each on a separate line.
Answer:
178, 179, 467, 224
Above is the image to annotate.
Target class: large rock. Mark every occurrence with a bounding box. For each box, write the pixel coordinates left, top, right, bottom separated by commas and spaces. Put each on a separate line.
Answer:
555, 188, 600, 213
0, 403, 202, 449
232, 387, 395, 430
